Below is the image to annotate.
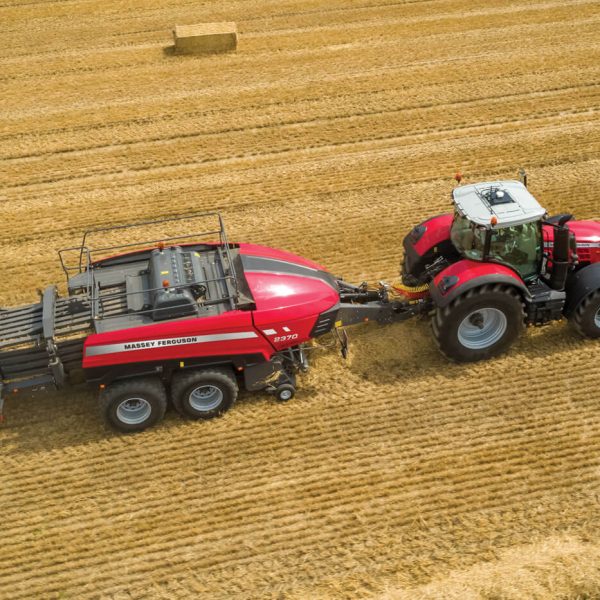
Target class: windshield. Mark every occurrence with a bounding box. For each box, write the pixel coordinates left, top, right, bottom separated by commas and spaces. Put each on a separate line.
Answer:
450, 213, 486, 260
451, 213, 542, 279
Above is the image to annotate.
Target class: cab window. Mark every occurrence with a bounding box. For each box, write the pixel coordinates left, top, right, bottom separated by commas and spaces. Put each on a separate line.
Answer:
488, 222, 542, 279
450, 213, 486, 261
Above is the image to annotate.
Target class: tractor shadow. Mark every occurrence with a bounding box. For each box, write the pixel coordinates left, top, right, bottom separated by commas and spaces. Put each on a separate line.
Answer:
342, 317, 591, 387
343, 319, 448, 384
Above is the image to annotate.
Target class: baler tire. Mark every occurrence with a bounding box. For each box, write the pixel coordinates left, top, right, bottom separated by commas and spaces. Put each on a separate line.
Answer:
99, 377, 167, 433
432, 284, 525, 362
171, 368, 238, 420
275, 383, 296, 402
572, 290, 600, 339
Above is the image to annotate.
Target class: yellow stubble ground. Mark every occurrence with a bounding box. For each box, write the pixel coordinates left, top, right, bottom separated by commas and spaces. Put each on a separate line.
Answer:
1, 0, 599, 598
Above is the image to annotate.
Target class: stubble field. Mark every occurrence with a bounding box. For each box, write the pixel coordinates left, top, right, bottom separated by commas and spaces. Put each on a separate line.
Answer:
1, 0, 600, 598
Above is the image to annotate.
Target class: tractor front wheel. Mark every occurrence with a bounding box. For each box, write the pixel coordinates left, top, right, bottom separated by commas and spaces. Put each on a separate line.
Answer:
432, 284, 525, 362
572, 290, 600, 339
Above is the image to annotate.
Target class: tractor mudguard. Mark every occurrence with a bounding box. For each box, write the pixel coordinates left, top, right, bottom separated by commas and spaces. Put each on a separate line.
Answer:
402, 213, 458, 283
430, 259, 530, 308
410, 214, 454, 256
564, 262, 600, 316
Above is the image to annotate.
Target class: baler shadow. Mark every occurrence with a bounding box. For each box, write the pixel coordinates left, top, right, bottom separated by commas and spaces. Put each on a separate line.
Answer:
0, 383, 298, 457
0, 385, 180, 456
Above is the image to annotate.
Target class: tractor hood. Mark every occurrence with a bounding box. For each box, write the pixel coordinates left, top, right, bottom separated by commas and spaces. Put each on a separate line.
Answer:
237, 244, 340, 321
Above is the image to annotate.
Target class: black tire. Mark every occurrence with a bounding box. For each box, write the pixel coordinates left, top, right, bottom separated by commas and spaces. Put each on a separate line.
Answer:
100, 377, 167, 433
432, 284, 526, 362
171, 368, 238, 420
275, 383, 295, 402
572, 290, 600, 339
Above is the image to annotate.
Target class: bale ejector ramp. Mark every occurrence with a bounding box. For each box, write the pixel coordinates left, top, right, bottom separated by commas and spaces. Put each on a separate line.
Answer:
0, 286, 92, 414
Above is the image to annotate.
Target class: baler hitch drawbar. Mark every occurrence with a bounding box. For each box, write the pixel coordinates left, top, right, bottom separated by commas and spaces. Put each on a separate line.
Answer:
336, 280, 432, 327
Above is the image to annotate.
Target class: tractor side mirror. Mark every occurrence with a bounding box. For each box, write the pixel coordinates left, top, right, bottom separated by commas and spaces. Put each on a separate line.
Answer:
545, 214, 573, 227
557, 214, 573, 227
518, 168, 527, 187
546, 222, 572, 291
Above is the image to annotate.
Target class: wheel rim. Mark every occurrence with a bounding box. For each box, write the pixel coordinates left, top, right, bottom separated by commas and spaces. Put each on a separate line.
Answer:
279, 389, 293, 401
595, 306, 600, 329
458, 308, 508, 350
189, 385, 223, 412
116, 397, 152, 425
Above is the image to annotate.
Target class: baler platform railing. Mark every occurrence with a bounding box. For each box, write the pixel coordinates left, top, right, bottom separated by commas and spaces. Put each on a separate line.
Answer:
61, 211, 235, 272
57, 211, 243, 323
58, 246, 94, 298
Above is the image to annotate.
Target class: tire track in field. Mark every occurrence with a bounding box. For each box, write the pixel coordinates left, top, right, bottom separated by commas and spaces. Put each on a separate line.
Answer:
3, 16, 599, 117
1, 0, 599, 597
4, 81, 599, 165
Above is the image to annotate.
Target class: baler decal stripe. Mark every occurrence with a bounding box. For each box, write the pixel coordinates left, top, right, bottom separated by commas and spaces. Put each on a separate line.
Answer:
241, 255, 319, 273
241, 255, 338, 291
85, 331, 258, 357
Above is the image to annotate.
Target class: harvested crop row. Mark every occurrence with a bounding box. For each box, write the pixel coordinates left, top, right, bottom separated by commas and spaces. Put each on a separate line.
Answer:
1, 0, 599, 597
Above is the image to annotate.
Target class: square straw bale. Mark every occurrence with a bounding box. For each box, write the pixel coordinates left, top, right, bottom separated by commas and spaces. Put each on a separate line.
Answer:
173, 23, 238, 54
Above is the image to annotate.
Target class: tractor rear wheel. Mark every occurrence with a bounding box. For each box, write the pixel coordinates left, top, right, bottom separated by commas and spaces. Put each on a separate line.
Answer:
432, 284, 525, 362
100, 377, 167, 433
171, 368, 238, 420
572, 290, 600, 339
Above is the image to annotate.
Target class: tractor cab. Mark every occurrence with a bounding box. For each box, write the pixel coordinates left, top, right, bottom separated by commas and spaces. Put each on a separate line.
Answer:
450, 181, 546, 280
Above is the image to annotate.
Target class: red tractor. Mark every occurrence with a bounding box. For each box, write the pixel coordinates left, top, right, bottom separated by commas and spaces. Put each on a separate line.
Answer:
393, 176, 600, 360
333, 176, 599, 364
0, 178, 598, 433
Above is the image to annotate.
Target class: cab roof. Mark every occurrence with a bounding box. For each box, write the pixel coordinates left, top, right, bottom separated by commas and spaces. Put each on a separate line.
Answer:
452, 180, 546, 227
